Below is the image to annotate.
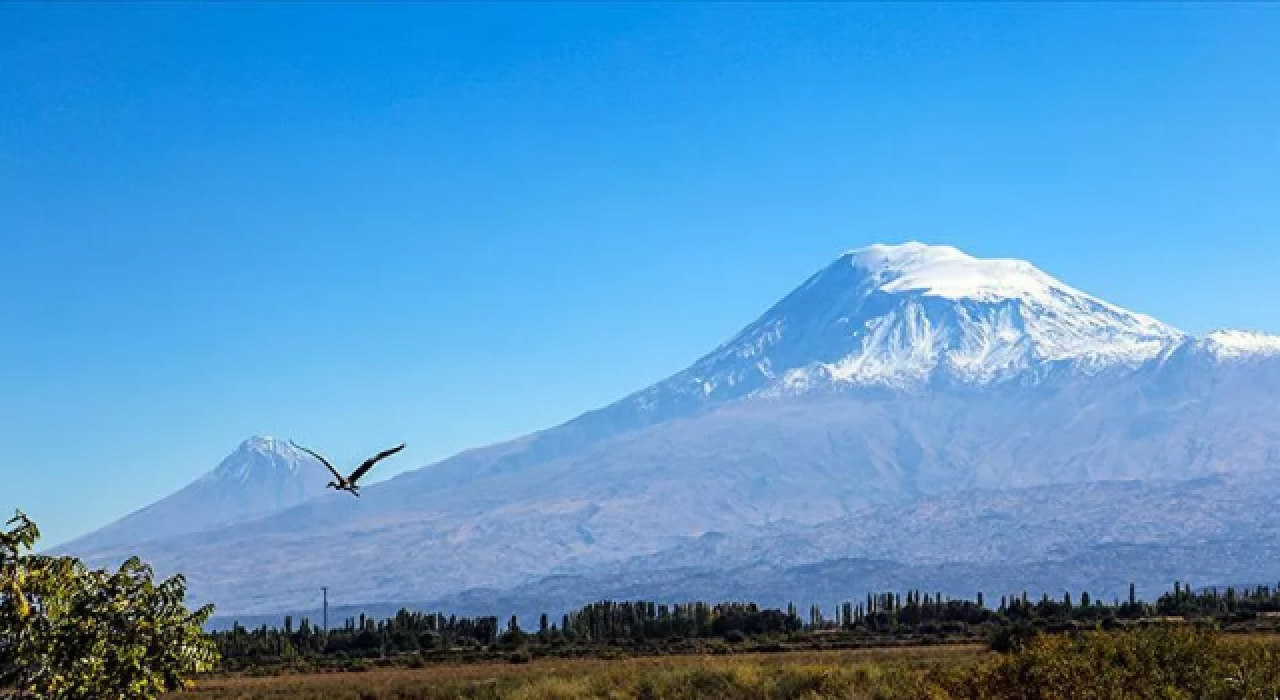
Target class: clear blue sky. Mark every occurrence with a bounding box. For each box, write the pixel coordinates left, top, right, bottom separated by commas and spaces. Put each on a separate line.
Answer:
3, 3, 1278, 546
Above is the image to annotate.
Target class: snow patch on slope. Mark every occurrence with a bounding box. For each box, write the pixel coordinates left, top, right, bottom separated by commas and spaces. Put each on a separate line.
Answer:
1202, 330, 1280, 360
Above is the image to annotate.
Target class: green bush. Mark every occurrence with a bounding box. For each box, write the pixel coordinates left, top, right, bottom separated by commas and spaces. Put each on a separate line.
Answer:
986, 621, 1038, 653
1, 511, 218, 699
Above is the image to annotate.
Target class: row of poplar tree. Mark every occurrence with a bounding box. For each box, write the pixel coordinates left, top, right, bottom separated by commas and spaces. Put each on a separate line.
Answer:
210, 580, 1280, 663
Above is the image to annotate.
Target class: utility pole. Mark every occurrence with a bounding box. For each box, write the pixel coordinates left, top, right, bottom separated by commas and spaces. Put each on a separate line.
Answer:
321, 587, 329, 633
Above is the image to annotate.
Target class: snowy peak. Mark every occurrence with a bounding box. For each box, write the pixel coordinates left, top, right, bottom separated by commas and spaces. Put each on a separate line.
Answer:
238, 435, 295, 456
844, 242, 1055, 302
652, 243, 1188, 399
208, 435, 314, 484
842, 243, 1165, 331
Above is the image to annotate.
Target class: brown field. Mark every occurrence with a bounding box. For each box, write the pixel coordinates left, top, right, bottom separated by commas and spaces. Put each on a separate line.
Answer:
173, 644, 986, 700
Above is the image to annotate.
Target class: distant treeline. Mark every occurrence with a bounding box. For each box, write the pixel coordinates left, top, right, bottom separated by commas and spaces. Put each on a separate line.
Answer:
209, 580, 1280, 670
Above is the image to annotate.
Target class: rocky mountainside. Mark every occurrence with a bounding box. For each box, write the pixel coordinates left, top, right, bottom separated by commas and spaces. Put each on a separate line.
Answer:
64, 243, 1280, 616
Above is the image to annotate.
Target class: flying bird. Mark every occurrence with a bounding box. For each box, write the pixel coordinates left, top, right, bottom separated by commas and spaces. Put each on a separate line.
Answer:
289, 441, 405, 497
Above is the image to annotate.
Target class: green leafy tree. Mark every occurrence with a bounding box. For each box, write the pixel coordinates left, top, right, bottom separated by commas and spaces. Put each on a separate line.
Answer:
1, 510, 218, 699
1, 510, 80, 693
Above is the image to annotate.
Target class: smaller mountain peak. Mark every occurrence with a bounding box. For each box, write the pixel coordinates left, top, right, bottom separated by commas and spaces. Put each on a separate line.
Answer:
66, 435, 332, 552
238, 435, 294, 453
214, 435, 313, 482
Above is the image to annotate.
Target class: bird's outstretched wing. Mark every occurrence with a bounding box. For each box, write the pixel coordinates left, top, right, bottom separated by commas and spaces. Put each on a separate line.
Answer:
348, 443, 405, 484
290, 440, 345, 482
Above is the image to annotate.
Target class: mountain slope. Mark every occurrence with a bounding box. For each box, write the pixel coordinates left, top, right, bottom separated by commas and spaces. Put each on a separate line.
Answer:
211, 471, 1280, 628
76, 334, 1280, 614
63, 436, 331, 551
63, 243, 1280, 615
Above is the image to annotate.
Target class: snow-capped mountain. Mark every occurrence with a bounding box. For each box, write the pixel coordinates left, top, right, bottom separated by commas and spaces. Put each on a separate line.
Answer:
196, 436, 325, 488
62, 436, 331, 551
643, 243, 1184, 402
63, 243, 1280, 616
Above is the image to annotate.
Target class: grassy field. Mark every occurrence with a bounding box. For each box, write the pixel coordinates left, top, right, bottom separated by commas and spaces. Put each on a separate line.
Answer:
173, 627, 1280, 699
174, 645, 984, 700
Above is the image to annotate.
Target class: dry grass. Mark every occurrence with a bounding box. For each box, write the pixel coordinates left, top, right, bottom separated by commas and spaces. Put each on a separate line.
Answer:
173, 645, 984, 700
155, 628, 1280, 699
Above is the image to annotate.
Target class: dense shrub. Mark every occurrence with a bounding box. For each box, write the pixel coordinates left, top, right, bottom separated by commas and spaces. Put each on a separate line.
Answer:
2, 511, 217, 699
